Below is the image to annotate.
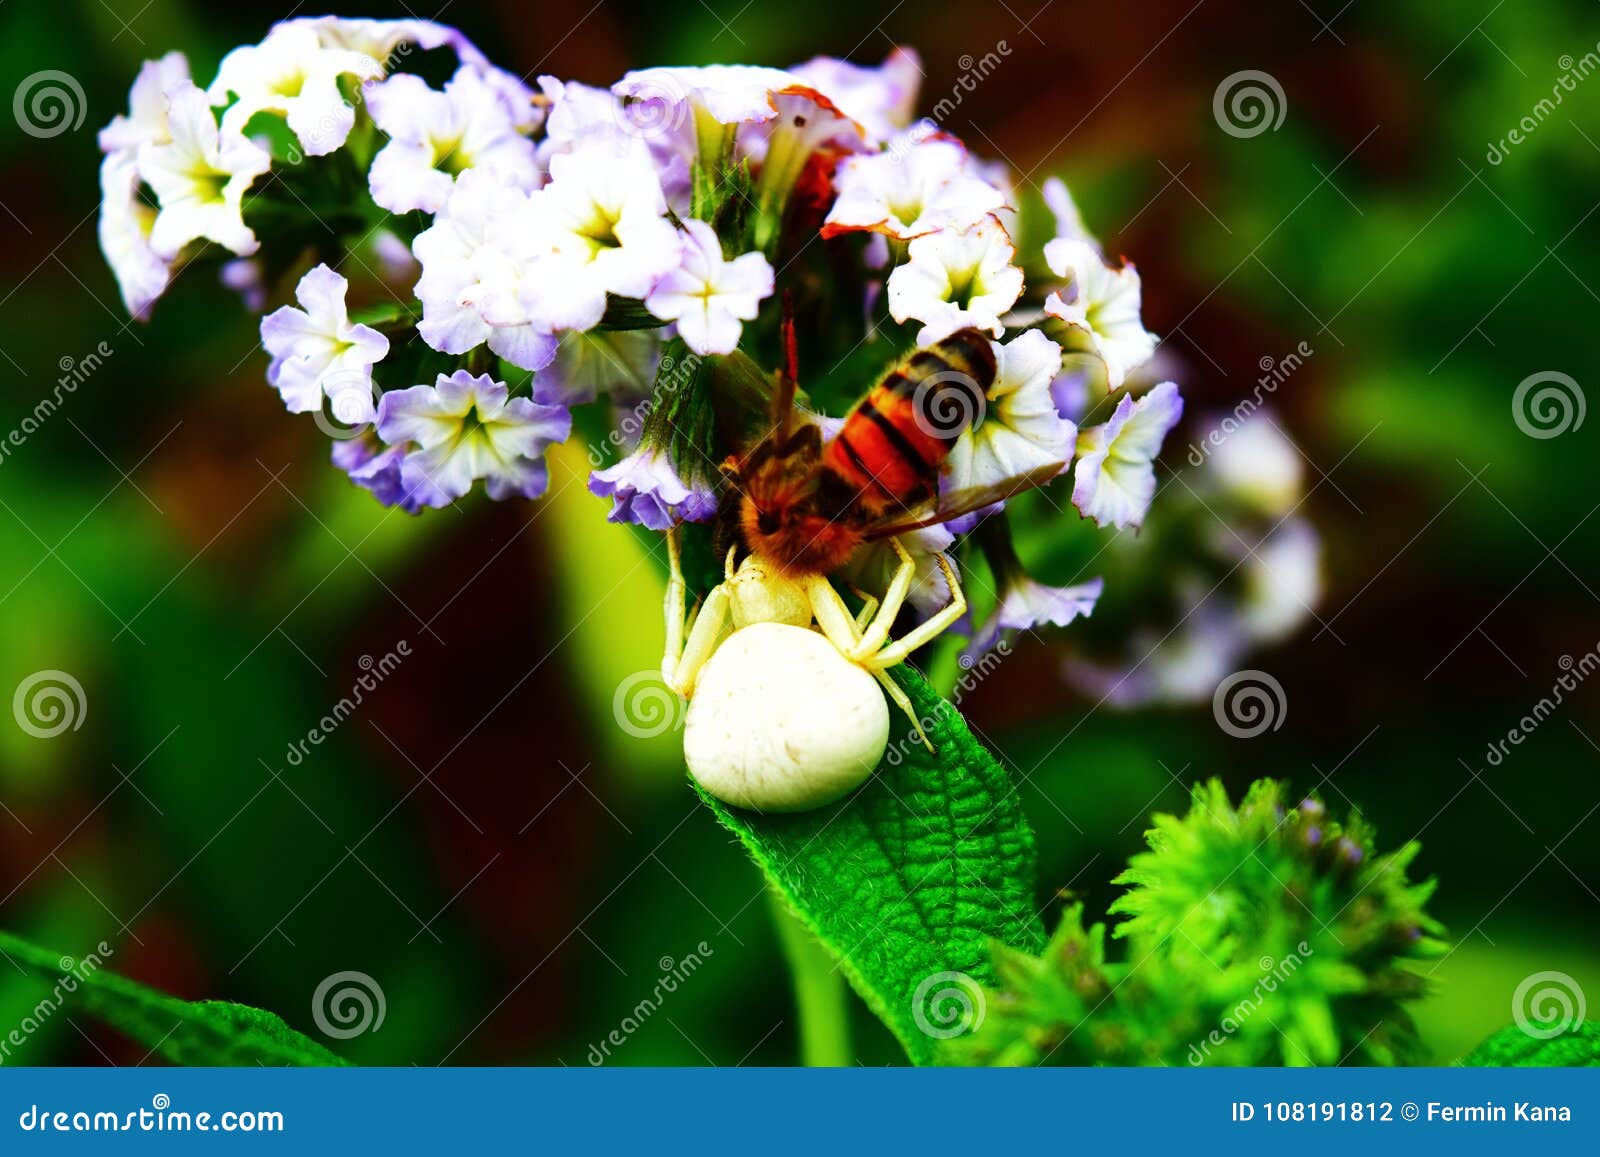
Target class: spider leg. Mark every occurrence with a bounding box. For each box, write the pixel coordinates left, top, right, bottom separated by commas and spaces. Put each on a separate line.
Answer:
846, 584, 880, 632
872, 668, 933, 753
856, 552, 967, 671
844, 536, 916, 662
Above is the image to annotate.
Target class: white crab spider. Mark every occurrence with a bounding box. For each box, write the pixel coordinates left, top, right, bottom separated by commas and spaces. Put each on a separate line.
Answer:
661, 528, 967, 812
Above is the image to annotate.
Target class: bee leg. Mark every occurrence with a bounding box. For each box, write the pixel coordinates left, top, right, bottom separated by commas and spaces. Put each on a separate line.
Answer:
855, 552, 967, 671
872, 668, 934, 754
845, 536, 916, 662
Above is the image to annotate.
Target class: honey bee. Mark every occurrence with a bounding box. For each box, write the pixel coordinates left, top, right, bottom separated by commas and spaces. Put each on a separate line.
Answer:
662, 329, 1062, 812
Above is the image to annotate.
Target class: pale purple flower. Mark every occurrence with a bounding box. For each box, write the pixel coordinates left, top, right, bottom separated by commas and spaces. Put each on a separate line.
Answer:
331, 435, 419, 513
645, 220, 774, 355
377, 371, 571, 507
98, 51, 190, 155
1072, 381, 1183, 530
261, 264, 389, 416
589, 447, 717, 530
410, 169, 556, 371
97, 153, 170, 320
962, 574, 1104, 664
366, 68, 538, 214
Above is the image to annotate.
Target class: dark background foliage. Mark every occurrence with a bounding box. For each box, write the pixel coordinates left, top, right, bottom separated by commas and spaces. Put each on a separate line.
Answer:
0, 0, 1596, 1065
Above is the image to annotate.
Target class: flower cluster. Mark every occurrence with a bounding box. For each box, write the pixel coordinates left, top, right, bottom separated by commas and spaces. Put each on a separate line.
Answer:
98, 18, 1184, 652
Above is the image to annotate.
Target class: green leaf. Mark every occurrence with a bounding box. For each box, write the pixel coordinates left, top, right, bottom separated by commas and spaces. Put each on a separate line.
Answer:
1459, 1022, 1600, 1067
698, 667, 1044, 1064
0, 931, 347, 1066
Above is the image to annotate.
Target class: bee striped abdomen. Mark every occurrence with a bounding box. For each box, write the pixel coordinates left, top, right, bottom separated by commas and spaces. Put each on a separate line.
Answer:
822, 329, 997, 514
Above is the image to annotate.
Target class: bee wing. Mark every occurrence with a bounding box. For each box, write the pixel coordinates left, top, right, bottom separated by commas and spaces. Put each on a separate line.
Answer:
860, 461, 1066, 540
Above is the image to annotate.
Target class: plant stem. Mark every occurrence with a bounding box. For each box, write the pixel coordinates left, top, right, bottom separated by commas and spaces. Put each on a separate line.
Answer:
768, 888, 852, 1066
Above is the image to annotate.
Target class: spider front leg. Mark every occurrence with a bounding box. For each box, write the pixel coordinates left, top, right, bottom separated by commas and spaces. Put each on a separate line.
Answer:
801, 574, 934, 754
843, 536, 917, 663
662, 528, 732, 698
855, 551, 967, 671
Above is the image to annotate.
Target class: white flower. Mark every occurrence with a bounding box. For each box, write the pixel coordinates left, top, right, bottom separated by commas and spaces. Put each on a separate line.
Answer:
962, 574, 1103, 663
645, 220, 774, 356
260, 264, 390, 417
1072, 380, 1184, 529
288, 15, 490, 71
824, 137, 1005, 241
411, 169, 556, 371
539, 76, 692, 200
1202, 412, 1303, 516
366, 68, 538, 214
886, 215, 1024, 344
208, 22, 383, 157
1235, 518, 1321, 644
97, 154, 170, 320
1043, 237, 1156, 388
137, 82, 271, 260
377, 370, 571, 506
1042, 175, 1096, 251
98, 51, 190, 155
615, 64, 795, 134
790, 48, 921, 144
944, 330, 1076, 492
839, 525, 960, 617
517, 141, 681, 333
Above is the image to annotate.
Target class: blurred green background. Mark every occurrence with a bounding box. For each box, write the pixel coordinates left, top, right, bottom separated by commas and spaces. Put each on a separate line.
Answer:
1, 0, 1597, 1065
